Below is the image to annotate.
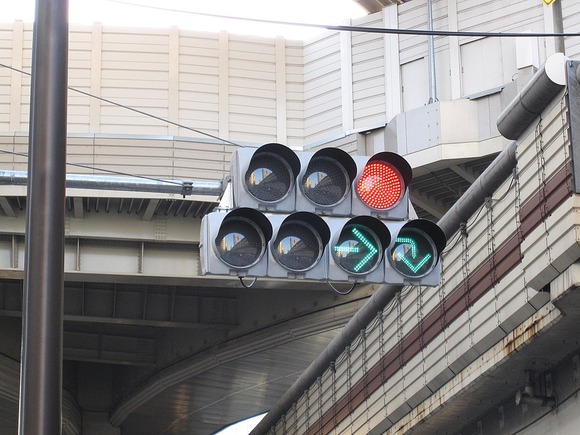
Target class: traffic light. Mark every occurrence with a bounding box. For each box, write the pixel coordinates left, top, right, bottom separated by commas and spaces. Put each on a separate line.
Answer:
295, 147, 357, 216
200, 207, 273, 277
200, 143, 446, 287
267, 212, 330, 280
351, 152, 413, 220
388, 219, 446, 286
327, 215, 394, 283
230, 142, 301, 212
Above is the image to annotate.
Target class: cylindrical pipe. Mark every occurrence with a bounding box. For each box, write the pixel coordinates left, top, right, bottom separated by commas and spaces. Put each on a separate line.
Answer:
552, 0, 565, 54
437, 140, 517, 237
18, 0, 68, 434
427, 0, 438, 103
0, 171, 224, 197
497, 53, 567, 140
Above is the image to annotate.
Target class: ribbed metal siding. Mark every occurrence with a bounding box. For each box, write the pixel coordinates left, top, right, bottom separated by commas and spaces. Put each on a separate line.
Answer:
68, 28, 92, 133
285, 41, 305, 146
228, 35, 278, 143
457, 0, 543, 42
563, 0, 580, 65
351, 14, 387, 130
100, 28, 170, 136
178, 31, 220, 138
303, 32, 343, 144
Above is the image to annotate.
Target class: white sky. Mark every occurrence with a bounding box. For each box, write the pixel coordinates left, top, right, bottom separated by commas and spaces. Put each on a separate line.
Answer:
4, 0, 367, 39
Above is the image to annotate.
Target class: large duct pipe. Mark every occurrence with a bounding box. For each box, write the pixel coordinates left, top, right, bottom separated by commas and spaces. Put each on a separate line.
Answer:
497, 53, 567, 140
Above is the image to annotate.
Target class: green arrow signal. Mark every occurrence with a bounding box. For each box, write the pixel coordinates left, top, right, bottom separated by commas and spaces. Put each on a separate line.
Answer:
352, 227, 378, 272
395, 236, 432, 275
334, 246, 360, 254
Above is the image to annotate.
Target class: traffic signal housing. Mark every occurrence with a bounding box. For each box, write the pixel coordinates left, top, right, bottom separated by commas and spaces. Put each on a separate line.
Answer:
351, 151, 413, 220
267, 212, 330, 280
388, 219, 446, 286
200, 207, 273, 277
200, 144, 446, 287
295, 147, 358, 216
328, 215, 394, 283
230, 142, 301, 212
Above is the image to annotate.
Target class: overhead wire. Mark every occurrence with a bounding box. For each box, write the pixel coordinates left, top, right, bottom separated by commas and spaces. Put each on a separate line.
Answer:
0, 61, 242, 185
0, 62, 242, 148
106, 0, 580, 39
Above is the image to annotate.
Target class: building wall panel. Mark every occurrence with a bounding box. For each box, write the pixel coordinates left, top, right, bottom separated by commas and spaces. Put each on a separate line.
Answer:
457, 0, 542, 36
351, 14, 386, 130
563, 0, 580, 58
285, 42, 304, 145
303, 33, 342, 144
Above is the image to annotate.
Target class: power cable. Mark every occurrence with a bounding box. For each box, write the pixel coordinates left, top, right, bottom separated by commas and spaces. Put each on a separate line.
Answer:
0, 148, 184, 186
0, 60, 245, 183
105, 0, 580, 38
0, 62, 243, 148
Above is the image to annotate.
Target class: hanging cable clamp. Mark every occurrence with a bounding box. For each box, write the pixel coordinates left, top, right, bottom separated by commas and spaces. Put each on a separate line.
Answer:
181, 181, 193, 197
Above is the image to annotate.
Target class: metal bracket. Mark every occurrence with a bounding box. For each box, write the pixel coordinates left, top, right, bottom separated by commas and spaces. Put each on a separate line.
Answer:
566, 60, 580, 193
181, 181, 193, 197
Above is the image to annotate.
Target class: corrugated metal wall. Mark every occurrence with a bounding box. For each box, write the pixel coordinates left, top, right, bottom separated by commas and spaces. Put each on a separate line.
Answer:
303, 32, 343, 143
351, 13, 387, 130
563, 0, 580, 60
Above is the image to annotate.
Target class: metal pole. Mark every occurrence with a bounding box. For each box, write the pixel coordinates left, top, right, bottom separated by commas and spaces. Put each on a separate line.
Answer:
552, 0, 565, 54
427, 0, 438, 103
18, 0, 68, 433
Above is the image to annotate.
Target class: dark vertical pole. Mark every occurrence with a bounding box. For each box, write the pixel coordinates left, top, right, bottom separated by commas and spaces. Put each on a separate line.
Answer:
18, 0, 68, 433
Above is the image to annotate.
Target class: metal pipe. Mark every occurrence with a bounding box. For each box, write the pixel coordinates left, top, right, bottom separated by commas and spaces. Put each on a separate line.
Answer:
18, 0, 68, 433
427, 0, 438, 103
437, 140, 517, 237
0, 170, 224, 197
552, 0, 565, 54
497, 53, 567, 140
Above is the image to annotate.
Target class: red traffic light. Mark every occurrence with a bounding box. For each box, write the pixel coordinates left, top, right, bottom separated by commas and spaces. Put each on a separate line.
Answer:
356, 161, 403, 210
355, 152, 412, 211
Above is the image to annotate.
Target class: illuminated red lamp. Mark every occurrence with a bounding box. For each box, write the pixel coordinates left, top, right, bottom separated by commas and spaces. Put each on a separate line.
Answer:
356, 161, 404, 210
